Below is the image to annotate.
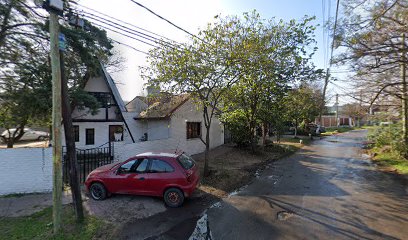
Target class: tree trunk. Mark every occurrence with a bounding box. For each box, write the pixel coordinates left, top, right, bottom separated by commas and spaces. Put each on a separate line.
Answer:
250, 123, 256, 153
60, 53, 84, 222
6, 139, 13, 148
401, 33, 408, 148
262, 122, 268, 147
203, 126, 211, 177
294, 119, 298, 138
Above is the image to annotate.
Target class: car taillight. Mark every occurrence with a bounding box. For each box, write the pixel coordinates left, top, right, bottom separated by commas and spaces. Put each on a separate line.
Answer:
186, 171, 193, 182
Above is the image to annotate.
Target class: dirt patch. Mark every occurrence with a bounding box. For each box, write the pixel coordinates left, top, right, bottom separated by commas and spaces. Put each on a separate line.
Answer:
193, 143, 297, 198
83, 194, 166, 223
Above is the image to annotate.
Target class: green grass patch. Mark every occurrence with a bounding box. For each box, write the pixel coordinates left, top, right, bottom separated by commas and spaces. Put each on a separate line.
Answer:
0, 192, 45, 198
0, 205, 112, 240
321, 127, 358, 136
280, 137, 312, 145
371, 147, 408, 175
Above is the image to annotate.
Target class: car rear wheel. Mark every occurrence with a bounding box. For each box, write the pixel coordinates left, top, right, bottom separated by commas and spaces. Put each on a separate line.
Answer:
164, 188, 184, 208
38, 136, 46, 141
90, 182, 107, 200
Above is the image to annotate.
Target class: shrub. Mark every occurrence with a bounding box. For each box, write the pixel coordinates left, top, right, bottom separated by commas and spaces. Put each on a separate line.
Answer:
368, 123, 407, 159
222, 109, 254, 147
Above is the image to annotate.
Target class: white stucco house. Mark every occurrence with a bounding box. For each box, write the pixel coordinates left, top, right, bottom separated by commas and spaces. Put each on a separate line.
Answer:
67, 63, 224, 157
65, 64, 135, 148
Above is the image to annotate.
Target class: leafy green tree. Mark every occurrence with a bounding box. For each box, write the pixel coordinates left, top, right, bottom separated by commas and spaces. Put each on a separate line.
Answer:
222, 12, 320, 150
285, 84, 323, 138
143, 16, 241, 176
0, 1, 115, 148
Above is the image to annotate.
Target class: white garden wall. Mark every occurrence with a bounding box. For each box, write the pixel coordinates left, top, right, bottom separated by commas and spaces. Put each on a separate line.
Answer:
0, 148, 53, 195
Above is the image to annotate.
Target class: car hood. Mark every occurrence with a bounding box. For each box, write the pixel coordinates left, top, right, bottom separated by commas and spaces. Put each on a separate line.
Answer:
92, 162, 121, 174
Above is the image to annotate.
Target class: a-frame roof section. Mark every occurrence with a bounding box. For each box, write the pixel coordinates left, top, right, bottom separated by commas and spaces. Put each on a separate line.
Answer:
99, 62, 127, 113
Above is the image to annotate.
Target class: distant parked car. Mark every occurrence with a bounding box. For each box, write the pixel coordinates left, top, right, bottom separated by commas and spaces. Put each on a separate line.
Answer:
85, 151, 200, 207
317, 125, 326, 133
306, 123, 326, 135
0, 128, 49, 142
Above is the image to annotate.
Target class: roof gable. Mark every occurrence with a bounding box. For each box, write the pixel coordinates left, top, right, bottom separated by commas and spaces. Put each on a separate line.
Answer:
99, 63, 126, 112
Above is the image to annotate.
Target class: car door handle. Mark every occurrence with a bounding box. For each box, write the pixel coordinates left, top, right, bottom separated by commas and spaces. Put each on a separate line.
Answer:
139, 177, 145, 180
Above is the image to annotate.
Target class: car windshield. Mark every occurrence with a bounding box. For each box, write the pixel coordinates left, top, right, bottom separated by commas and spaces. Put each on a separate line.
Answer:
177, 154, 196, 170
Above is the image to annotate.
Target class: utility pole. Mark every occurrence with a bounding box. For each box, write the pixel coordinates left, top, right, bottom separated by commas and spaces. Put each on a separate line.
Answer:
319, 68, 330, 125
43, 0, 64, 233
61, 14, 85, 222
335, 93, 339, 127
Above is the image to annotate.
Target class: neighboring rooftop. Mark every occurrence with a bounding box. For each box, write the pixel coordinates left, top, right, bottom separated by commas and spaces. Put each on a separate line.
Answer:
134, 94, 189, 120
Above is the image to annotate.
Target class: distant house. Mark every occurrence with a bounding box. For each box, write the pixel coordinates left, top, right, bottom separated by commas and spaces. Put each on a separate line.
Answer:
126, 93, 224, 149
318, 115, 353, 127
316, 104, 354, 127
67, 64, 224, 155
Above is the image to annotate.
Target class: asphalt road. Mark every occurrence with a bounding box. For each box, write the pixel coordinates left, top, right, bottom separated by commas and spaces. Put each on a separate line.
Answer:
207, 130, 408, 240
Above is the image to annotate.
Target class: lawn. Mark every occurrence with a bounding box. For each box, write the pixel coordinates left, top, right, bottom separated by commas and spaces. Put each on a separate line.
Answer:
279, 136, 312, 145
371, 147, 408, 175
0, 205, 113, 240
321, 126, 358, 136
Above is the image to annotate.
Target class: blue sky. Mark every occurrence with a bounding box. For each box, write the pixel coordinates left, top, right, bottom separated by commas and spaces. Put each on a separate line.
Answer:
79, 0, 346, 103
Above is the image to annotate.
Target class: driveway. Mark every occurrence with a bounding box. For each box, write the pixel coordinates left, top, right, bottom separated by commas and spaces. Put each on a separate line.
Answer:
206, 130, 408, 239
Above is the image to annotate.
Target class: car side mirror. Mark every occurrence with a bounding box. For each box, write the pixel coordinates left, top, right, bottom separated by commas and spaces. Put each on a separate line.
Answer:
117, 167, 123, 175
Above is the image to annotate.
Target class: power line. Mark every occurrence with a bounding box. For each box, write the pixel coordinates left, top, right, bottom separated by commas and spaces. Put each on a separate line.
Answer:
128, 0, 205, 43
111, 39, 149, 55
88, 20, 158, 48
71, 2, 178, 44
69, 8, 181, 50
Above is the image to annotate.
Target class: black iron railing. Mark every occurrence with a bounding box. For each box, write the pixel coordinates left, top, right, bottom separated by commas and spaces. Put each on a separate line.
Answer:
62, 142, 114, 184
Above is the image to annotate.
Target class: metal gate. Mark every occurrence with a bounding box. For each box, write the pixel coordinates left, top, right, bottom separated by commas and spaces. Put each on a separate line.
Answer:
62, 142, 114, 184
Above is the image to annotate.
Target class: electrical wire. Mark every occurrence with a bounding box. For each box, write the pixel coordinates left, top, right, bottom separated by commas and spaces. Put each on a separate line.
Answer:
88, 20, 158, 48
68, 7, 183, 50
71, 1, 179, 44
71, 10, 181, 51
111, 39, 150, 55
128, 0, 206, 43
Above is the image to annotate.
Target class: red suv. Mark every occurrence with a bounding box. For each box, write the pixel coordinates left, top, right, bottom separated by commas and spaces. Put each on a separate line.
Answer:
85, 151, 200, 207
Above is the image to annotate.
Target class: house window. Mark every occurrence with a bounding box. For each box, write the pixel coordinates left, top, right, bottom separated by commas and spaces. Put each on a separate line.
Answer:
85, 128, 95, 145
186, 122, 201, 139
73, 125, 79, 142
88, 92, 112, 107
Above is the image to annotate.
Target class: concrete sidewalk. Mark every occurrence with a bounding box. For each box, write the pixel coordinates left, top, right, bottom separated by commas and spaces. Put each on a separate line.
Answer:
0, 191, 72, 217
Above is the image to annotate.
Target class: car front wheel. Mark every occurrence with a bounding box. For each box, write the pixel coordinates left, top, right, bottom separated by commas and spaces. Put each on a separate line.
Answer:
89, 182, 107, 200
164, 188, 184, 208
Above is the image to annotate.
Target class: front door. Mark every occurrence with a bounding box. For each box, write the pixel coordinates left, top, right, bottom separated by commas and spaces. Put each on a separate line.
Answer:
109, 125, 123, 142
